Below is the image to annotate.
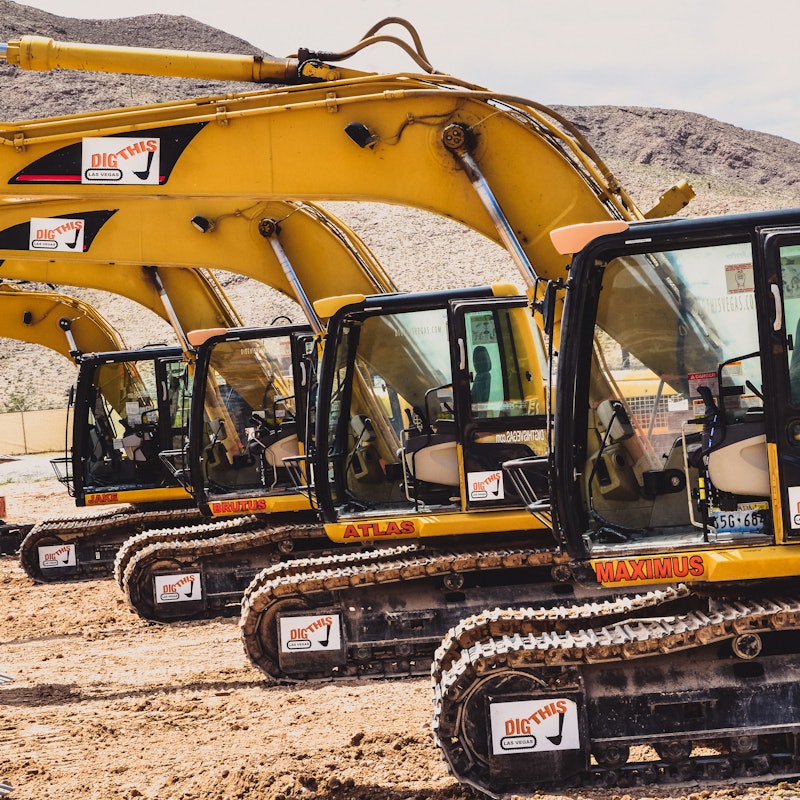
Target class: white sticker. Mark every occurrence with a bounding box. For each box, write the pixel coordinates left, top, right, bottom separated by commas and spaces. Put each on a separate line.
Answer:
787, 486, 800, 529
81, 137, 160, 184
279, 613, 342, 653
154, 573, 202, 603
126, 402, 143, 426
38, 543, 76, 569
725, 262, 754, 294
29, 217, 84, 252
468, 470, 504, 501
667, 396, 690, 412
490, 698, 580, 755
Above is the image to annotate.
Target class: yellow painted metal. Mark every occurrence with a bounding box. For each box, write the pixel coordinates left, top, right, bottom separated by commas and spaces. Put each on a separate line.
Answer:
84, 486, 190, 505
550, 220, 631, 256
590, 542, 800, 588
323, 508, 551, 543
313, 294, 367, 320
0, 198, 396, 302
4, 35, 307, 84
0, 283, 124, 357
0, 73, 658, 291
205, 493, 311, 517
768, 441, 785, 543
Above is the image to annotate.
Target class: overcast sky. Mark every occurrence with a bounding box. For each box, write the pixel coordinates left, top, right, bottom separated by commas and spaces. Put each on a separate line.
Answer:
16, 0, 800, 143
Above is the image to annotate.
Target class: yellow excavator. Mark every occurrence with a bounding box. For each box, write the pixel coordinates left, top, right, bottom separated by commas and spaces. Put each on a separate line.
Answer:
0, 196, 397, 584
7, 20, 800, 797
0, 282, 128, 554
0, 21, 695, 666
1, 255, 244, 579
431, 209, 800, 795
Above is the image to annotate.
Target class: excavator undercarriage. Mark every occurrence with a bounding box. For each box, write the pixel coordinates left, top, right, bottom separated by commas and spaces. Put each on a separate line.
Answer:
432, 589, 800, 795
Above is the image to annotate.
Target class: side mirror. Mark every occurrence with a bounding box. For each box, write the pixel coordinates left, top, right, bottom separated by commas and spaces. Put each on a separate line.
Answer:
540, 280, 559, 337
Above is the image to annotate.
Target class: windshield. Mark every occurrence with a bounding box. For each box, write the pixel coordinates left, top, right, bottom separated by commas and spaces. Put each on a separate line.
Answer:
200, 335, 299, 497
581, 240, 762, 536
326, 307, 453, 511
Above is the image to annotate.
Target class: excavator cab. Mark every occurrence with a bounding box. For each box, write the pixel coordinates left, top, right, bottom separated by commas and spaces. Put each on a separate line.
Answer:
182, 324, 314, 517
432, 209, 800, 799
313, 285, 549, 541
58, 345, 193, 506
552, 208, 800, 585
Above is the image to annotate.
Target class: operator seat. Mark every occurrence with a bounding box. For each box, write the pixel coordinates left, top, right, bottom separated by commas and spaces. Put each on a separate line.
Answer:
689, 384, 769, 497
471, 345, 492, 406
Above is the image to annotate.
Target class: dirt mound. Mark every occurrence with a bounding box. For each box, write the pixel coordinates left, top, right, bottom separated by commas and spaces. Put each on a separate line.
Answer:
1, 0, 800, 410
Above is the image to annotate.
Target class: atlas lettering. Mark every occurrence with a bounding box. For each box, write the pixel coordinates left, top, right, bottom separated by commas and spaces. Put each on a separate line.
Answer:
342, 519, 415, 539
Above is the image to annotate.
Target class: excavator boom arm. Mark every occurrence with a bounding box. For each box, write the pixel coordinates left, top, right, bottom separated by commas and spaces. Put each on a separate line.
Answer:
0, 73, 694, 290
0, 198, 395, 303
0, 283, 125, 358
1, 36, 305, 84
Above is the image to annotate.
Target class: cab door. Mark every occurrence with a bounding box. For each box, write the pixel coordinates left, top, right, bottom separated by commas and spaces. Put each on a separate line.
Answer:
448, 298, 549, 512
759, 227, 800, 540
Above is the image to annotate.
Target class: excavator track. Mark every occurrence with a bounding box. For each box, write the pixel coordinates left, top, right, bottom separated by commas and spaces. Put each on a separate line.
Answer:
0, 521, 34, 555
240, 543, 576, 683
113, 515, 261, 588
121, 518, 329, 621
18, 505, 203, 582
432, 594, 800, 796
430, 583, 692, 684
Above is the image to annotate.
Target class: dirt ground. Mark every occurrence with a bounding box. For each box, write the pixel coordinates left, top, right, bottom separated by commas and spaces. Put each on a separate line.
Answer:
1, 458, 800, 800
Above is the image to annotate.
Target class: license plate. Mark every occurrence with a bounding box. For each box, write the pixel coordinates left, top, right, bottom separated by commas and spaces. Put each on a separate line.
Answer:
712, 504, 767, 533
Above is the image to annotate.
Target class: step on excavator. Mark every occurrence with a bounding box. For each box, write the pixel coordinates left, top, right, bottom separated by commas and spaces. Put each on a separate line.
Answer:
0, 283, 129, 554
0, 197, 396, 582
0, 20, 696, 665
432, 209, 800, 795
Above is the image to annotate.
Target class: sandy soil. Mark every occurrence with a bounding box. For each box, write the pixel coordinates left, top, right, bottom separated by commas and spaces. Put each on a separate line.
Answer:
1, 460, 799, 800
0, 458, 465, 800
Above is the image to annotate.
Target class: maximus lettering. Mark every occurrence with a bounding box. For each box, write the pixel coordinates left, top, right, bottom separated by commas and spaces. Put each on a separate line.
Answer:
594, 554, 705, 584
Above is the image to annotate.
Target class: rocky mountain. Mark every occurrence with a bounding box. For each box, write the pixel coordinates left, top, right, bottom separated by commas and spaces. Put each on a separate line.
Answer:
1, 0, 799, 411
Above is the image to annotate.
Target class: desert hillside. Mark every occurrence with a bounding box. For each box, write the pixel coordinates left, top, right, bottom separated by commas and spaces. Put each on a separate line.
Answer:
1, 0, 800, 411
